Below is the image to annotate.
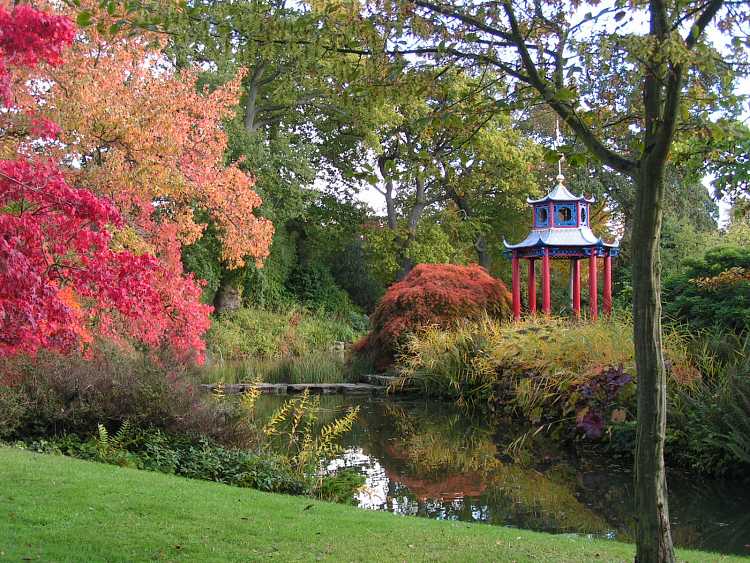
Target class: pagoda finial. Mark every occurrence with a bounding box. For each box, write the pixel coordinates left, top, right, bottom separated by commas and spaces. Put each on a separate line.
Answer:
555, 118, 565, 185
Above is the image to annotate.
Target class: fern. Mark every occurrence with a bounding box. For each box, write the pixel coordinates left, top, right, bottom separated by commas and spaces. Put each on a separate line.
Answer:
96, 423, 110, 453
212, 381, 226, 400
263, 399, 295, 437
114, 420, 132, 446
260, 392, 359, 475
240, 381, 262, 413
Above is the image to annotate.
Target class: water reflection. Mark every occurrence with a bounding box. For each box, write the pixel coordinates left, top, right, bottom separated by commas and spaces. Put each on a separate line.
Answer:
261, 395, 750, 555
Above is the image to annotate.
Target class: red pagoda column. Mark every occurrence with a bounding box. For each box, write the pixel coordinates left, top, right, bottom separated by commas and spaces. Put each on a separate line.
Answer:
512, 253, 521, 321
603, 254, 613, 314
528, 259, 537, 315
572, 259, 581, 318
542, 248, 551, 315
589, 253, 598, 320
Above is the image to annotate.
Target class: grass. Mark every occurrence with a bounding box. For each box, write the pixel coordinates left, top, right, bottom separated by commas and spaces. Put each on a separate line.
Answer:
396, 313, 698, 408
201, 352, 350, 385
1, 448, 745, 562
202, 305, 365, 385
206, 306, 364, 363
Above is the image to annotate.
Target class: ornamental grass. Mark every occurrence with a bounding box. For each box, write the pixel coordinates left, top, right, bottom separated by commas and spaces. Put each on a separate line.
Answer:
396, 312, 698, 414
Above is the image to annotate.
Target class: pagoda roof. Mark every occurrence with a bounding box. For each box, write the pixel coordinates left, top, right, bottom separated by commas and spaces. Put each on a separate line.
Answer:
503, 226, 619, 250
527, 175, 595, 204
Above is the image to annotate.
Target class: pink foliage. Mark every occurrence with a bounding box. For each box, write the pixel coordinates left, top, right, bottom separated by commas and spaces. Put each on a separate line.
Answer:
0, 5, 211, 361
0, 4, 74, 105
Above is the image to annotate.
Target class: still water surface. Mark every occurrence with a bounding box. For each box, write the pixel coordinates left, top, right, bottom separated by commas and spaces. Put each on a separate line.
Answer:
259, 394, 750, 555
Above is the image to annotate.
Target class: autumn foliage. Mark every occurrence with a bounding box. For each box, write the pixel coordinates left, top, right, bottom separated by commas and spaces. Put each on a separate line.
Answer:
10, 26, 273, 269
354, 263, 512, 370
0, 5, 228, 360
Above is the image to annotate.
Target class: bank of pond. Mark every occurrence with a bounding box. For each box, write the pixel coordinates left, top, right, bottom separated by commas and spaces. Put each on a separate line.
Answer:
4, 447, 745, 563
3, 315, 749, 559
255, 394, 750, 557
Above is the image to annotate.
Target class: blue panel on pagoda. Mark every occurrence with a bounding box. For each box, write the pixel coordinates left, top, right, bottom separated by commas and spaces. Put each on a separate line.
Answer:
534, 206, 549, 228
554, 203, 577, 226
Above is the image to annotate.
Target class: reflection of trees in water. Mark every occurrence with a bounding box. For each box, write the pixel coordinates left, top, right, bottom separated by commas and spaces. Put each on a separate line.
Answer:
256, 395, 750, 554
659, 474, 750, 553
564, 466, 750, 552
356, 400, 611, 535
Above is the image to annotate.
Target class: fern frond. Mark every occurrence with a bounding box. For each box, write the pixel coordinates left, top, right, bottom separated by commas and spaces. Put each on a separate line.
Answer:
263, 399, 294, 437
114, 420, 131, 447
97, 423, 109, 446
240, 379, 262, 413
289, 389, 310, 441
212, 381, 226, 400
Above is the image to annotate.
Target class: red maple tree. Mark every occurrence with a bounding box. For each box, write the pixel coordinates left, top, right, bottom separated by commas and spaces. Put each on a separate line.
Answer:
0, 5, 210, 361
355, 263, 512, 369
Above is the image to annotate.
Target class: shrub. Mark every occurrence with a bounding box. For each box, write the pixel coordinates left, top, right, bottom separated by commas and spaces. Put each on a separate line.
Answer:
0, 346, 247, 445
663, 245, 750, 333
667, 332, 750, 476
356, 263, 512, 370
286, 262, 356, 315
329, 242, 385, 313
21, 429, 309, 495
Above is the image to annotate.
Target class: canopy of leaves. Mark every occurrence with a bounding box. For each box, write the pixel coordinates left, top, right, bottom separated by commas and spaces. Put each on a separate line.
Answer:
10, 16, 273, 270
0, 5, 210, 360
664, 246, 750, 334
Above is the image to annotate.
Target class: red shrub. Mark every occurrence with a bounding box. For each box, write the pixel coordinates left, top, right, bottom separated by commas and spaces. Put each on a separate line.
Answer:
357, 264, 512, 370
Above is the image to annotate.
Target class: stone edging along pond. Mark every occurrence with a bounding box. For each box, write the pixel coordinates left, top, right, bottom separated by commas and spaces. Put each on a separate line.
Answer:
200, 375, 409, 396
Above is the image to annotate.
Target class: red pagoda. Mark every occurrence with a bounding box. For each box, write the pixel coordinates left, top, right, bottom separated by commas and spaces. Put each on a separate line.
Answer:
504, 173, 618, 321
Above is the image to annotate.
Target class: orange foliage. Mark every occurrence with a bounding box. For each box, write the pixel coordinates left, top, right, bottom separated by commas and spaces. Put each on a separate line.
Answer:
356, 263, 512, 370
692, 267, 750, 291
11, 16, 273, 268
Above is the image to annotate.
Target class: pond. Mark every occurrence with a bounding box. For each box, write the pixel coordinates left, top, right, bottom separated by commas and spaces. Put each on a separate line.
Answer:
257, 394, 750, 556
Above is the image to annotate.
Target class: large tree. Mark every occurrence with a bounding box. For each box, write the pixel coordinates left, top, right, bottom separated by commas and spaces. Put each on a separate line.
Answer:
163, 0, 346, 311
0, 5, 212, 360
355, 0, 749, 560
10, 7, 275, 322
321, 61, 541, 278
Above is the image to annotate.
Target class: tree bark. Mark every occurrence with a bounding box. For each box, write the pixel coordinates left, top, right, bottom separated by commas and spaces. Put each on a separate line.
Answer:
397, 176, 427, 279
449, 186, 491, 269
377, 155, 398, 231
244, 64, 266, 134
632, 160, 674, 563
213, 273, 243, 315
474, 234, 491, 270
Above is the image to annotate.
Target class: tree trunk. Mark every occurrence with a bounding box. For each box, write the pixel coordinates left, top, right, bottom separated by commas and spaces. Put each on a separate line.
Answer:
632, 161, 675, 563
449, 187, 490, 269
377, 156, 398, 231
213, 273, 243, 315
244, 64, 265, 134
397, 176, 427, 279
474, 234, 491, 270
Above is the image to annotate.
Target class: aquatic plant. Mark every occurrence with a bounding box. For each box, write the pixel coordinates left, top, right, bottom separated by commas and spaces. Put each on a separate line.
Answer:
574, 365, 633, 439
262, 389, 360, 475
667, 331, 750, 476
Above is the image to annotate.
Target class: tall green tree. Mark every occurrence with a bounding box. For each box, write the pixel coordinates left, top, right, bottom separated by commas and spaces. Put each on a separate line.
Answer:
164, 0, 342, 311
322, 62, 541, 278
367, 1, 750, 560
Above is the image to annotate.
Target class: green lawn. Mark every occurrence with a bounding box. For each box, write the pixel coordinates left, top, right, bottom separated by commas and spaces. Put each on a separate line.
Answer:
0, 448, 744, 562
